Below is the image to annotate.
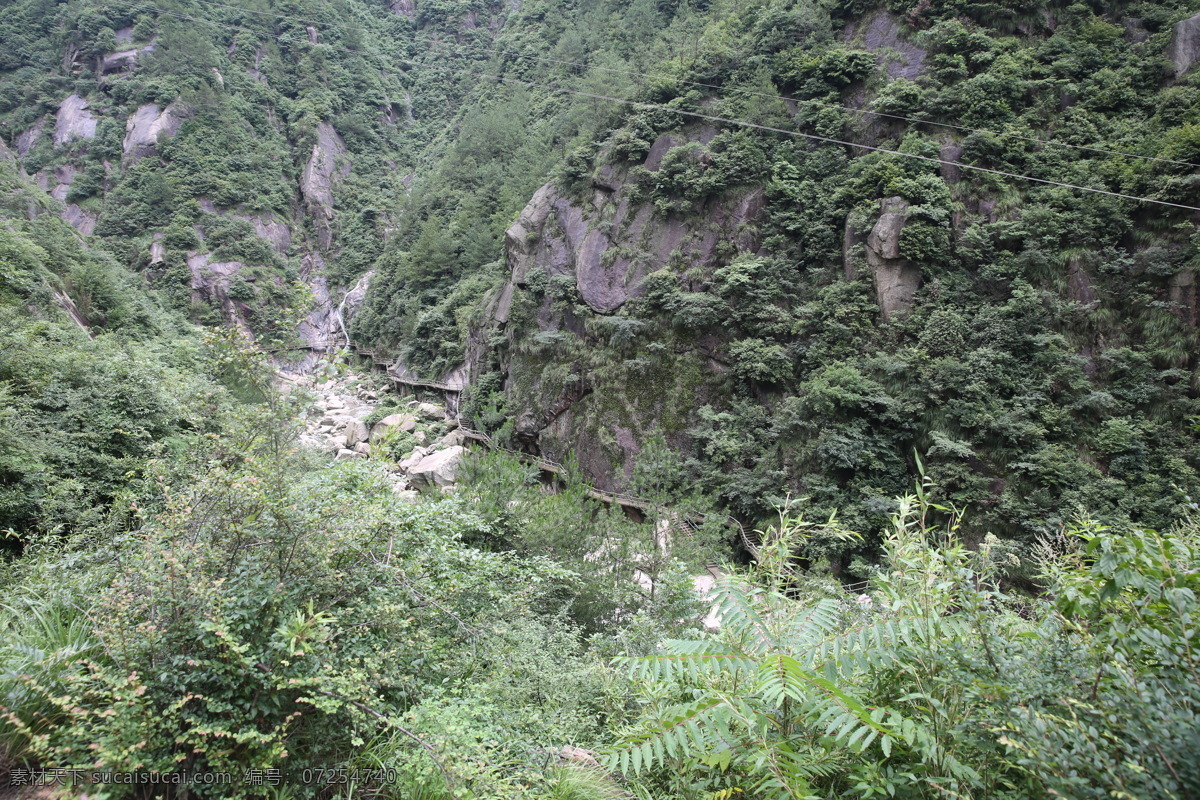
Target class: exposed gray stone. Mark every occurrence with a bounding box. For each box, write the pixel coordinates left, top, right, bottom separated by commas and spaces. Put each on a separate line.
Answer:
100, 49, 139, 74
436, 429, 465, 449
123, 103, 188, 163
247, 214, 292, 254
505, 183, 560, 285
150, 233, 166, 264
1167, 11, 1200, 78
99, 43, 154, 74
1170, 269, 1198, 326
370, 412, 417, 442
390, 0, 415, 17
398, 446, 428, 472
344, 419, 369, 447
1124, 18, 1149, 44
15, 120, 43, 157
844, 215, 868, 280
853, 11, 926, 80
62, 204, 97, 236
301, 122, 350, 249
44, 164, 75, 201
502, 152, 764, 315
866, 197, 921, 321
939, 140, 963, 184
417, 402, 444, 420
1066, 258, 1098, 308
54, 95, 97, 145
643, 134, 677, 172
407, 446, 465, 489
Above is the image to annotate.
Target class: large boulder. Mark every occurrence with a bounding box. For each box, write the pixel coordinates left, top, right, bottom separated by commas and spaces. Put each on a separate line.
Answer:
407, 446, 465, 489
866, 197, 921, 321
344, 419, 369, 447
370, 412, 416, 442
99, 43, 154, 74
1167, 11, 1200, 78
416, 402, 444, 420
436, 429, 465, 449
398, 446, 428, 472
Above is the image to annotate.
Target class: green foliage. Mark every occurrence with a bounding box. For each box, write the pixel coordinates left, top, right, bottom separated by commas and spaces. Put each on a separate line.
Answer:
611, 478, 1200, 799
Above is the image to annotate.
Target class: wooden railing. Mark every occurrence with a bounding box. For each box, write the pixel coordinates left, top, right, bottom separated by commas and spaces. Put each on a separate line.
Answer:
278, 337, 466, 395
285, 338, 868, 591
459, 426, 749, 542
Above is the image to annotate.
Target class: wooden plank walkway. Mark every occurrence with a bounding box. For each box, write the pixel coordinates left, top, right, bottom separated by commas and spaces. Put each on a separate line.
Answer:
459, 426, 749, 542
280, 334, 879, 592
273, 337, 748, 540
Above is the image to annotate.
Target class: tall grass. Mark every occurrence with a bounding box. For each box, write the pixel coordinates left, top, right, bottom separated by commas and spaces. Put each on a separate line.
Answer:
0, 593, 100, 762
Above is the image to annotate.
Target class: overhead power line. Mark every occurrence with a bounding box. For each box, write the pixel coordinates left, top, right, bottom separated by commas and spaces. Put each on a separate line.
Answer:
171, 0, 1200, 170
123, 1, 1200, 212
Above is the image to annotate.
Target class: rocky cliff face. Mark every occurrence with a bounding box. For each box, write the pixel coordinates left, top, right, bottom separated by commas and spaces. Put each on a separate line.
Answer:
301, 122, 351, 251
864, 197, 921, 321
122, 102, 188, 164
1167, 11, 1200, 77
53, 95, 97, 145
475, 130, 765, 490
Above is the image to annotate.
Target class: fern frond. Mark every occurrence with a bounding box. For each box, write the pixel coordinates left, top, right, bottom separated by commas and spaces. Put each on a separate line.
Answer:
780, 598, 842, 647
607, 697, 726, 775
709, 578, 779, 653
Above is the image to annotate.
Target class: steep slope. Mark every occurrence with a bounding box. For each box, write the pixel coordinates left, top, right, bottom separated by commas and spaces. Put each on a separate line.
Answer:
0, 0, 521, 347
5, 0, 1200, 560
371, 0, 1200, 555
0, 137, 218, 542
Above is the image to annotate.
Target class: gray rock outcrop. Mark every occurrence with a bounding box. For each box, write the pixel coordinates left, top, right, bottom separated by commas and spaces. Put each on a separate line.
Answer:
1167, 12, 1200, 78
40, 164, 75, 201
478, 126, 765, 492
301, 122, 350, 249
15, 120, 43, 157
344, 419, 369, 447
62, 204, 97, 236
1170, 269, 1198, 327
150, 234, 166, 264
501, 134, 762, 315
101, 49, 139, 73
249, 214, 292, 255
417, 402, 445, 421
54, 95, 97, 145
866, 197, 921, 321
123, 103, 188, 163
847, 11, 926, 80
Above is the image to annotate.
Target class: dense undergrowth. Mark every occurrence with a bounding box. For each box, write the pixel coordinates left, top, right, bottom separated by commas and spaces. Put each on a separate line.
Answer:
2, 0, 1200, 796
3, 0, 1199, 558
2, 345, 1197, 798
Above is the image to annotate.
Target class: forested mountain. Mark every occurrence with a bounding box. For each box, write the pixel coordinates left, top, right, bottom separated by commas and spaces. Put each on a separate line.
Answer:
2, 0, 1200, 797
5, 0, 1199, 559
